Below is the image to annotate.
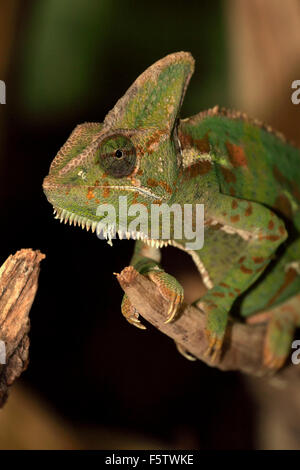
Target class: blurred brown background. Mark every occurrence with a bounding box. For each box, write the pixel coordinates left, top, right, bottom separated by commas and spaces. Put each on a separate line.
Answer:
0, 0, 299, 450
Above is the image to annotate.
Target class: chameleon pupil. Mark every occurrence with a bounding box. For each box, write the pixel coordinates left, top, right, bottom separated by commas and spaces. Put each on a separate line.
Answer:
115, 149, 123, 158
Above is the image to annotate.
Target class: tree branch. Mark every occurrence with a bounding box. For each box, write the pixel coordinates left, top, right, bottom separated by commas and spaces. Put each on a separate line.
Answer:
116, 266, 299, 377
0, 249, 45, 407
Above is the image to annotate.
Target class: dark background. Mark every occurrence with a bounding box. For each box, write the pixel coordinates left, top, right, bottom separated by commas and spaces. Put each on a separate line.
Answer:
0, 0, 299, 449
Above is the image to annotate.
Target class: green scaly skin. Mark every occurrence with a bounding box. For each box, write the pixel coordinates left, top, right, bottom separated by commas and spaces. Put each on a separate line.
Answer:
43, 52, 300, 370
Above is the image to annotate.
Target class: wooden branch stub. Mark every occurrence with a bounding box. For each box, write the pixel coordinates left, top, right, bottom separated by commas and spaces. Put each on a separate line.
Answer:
0, 249, 45, 407
116, 266, 272, 376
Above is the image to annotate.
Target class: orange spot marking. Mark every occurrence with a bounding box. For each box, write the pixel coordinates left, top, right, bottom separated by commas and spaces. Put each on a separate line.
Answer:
205, 302, 218, 310
238, 256, 246, 264
226, 141, 248, 168
240, 265, 253, 274
95, 199, 100, 204
265, 235, 280, 242
220, 282, 230, 288
132, 192, 139, 205
146, 129, 166, 153
212, 292, 225, 298
192, 161, 212, 176
102, 183, 110, 198
252, 257, 265, 264
178, 131, 193, 148
221, 167, 236, 184
229, 293, 235, 298
183, 161, 212, 180
268, 220, 274, 230
147, 178, 172, 194
279, 226, 286, 235
178, 131, 210, 153
194, 133, 210, 153
129, 177, 137, 186
230, 214, 240, 223
147, 178, 159, 188
87, 188, 95, 200
245, 203, 252, 216
231, 200, 238, 209
229, 187, 236, 196
209, 222, 222, 230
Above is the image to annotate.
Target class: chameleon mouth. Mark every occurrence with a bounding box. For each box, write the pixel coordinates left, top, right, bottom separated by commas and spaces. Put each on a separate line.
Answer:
52, 206, 171, 248
43, 175, 162, 201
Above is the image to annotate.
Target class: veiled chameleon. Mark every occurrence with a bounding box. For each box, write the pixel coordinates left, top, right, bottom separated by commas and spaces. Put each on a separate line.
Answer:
43, 52, 300, 370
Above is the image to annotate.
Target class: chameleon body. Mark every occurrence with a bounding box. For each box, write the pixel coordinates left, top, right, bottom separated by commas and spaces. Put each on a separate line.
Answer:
43, 52, 300, 370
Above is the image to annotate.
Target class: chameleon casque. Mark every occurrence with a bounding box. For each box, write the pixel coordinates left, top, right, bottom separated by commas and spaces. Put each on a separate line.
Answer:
43, 52, 300, 370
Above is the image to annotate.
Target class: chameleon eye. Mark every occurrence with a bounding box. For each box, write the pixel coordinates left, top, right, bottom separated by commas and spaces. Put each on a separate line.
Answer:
97, 135, 136, 178
115, 149, 123, 158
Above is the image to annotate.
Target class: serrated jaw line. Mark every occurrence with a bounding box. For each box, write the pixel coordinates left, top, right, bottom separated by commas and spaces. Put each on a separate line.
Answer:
53, 207, 170, 248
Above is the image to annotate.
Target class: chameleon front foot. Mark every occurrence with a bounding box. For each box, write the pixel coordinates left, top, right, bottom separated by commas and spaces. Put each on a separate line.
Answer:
147, 270, 184, 323
121, 294, 146, 330
120, 269, 184, 330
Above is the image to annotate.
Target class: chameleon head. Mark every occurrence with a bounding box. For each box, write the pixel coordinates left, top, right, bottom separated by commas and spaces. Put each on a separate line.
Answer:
43, 52, 195, 243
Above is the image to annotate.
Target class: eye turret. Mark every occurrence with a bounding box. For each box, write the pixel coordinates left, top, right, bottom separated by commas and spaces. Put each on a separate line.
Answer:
97, 135, 136, 178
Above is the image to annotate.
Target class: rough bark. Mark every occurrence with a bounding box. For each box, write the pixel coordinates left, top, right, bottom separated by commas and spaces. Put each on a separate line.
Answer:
116, 266, 300, 378
0, 249, 45, 407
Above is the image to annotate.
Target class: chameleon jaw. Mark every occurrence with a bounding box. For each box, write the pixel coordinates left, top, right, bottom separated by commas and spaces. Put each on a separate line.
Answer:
52, 206, 171, 248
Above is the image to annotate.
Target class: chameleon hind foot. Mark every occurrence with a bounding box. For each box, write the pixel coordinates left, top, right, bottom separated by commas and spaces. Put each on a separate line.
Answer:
203, 333, 223, 363
147, 270, 184, 323
263, 311, 295, 370
196, 299, 228, 363
121, 294, 146, 330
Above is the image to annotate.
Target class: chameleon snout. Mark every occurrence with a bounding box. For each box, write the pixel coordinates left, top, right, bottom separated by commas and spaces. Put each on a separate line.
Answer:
42, 175, 66, 207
